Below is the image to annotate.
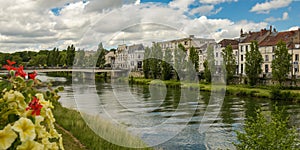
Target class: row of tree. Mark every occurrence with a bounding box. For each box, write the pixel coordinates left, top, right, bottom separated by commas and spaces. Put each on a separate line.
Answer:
142, 40, 292, 86
0, 43, 107, 69
143, 43, 200, 81
221, 40, 291, 86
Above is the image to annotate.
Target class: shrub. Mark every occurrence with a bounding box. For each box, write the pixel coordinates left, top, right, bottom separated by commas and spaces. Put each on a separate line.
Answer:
0, 60, 64, 149
234, 105, 299, 150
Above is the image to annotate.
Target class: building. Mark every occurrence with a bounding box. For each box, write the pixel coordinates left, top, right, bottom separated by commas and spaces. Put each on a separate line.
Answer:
114, 44, 145, 71
218, 39, 239, 74
237, 27, 272, 75
104, 50, 116, 68
156, 35, 216, 72
259, 28, 300, 78
127, 44, 144, 71
221, 26, 300, 80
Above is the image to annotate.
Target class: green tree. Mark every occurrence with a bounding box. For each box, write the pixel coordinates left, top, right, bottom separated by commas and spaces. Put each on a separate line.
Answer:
222, 44, 236, 84
272, 40, 292, 86
235, 105, 299, 150
162, 48, 173, 80
203, 45, 215, 83
174, 44, 187, 81
189, 46, 199, 72
245, 41, 263, 86
66, 45, 76, 67
149, 43, 162, 79
143, 47, 151, 79
96, 42, 106, 68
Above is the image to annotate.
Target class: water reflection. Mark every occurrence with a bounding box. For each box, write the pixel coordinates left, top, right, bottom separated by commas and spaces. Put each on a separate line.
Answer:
58, 80, 300, 150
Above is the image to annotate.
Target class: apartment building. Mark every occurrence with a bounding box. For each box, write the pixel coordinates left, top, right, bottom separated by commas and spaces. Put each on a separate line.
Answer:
156, 35, 216, 72
238, 27, 272, 75
259, 29, 300, 77
218, 39, 239, 74
114, 44, 145, 71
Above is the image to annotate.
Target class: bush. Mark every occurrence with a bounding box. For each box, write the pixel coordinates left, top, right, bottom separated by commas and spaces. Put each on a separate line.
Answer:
234, 105, 299, 150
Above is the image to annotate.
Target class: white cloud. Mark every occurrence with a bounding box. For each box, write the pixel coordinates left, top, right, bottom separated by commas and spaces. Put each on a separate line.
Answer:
289, 26, 300, 31
250, 0, 292, 14
169, 0, 195, 12
198, 0, 238, 4
265, 12, 289, 22
0, 0, 268, 52
190, 5, 222, 16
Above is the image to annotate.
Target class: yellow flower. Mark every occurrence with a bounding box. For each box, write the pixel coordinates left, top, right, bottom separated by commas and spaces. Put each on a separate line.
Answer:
4, 91, 15, 102
16, 140, 44, 150
14, 91, 26, 109
12, 118, 36, 142
0, 124, 18, 150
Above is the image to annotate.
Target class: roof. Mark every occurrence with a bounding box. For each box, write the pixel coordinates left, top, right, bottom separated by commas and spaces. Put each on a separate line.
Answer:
218, 39, 239, 49
259, 30, 297, 47
241, 29, 271, 43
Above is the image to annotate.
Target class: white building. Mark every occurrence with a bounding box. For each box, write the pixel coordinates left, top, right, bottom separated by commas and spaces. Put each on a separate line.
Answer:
114, 44, 145, 71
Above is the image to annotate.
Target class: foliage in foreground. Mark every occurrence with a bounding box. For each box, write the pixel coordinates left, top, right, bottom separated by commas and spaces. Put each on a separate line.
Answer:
235, 105, 299, 150
0, 60, 64, 149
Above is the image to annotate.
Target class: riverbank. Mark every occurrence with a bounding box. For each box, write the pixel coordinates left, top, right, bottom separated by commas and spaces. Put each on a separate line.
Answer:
128, 78, 300, 102
52, 101, 152, 150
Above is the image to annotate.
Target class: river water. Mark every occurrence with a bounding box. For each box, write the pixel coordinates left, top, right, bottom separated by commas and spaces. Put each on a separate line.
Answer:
51, 76, 300, 150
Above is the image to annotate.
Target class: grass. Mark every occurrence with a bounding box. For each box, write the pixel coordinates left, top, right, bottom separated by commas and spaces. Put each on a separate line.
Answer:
128, 77, 300, 101
53, 102, 152, 150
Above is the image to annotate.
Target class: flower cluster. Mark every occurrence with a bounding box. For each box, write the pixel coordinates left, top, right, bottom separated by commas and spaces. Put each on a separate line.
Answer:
2, 60, 37, 79
0, 60, 64, 150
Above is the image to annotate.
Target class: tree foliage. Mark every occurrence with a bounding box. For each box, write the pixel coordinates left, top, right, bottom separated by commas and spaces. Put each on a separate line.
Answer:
235, 105, 299, 150
203, 44, 215, 83
245, 41, 263, 86
174, 44, 187, 81
272, 40, 292, 86
143, 47, 151, 79
189, 46, 199, 72
222, 44, 236, 84
96, 42, 106, 68
162, 48, 173, 80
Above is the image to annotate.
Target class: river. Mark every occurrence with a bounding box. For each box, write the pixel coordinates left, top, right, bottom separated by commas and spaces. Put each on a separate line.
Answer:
47, 75, 300, 150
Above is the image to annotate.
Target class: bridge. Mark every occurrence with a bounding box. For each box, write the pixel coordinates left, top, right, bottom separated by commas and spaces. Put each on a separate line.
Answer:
0, 68, 124, 73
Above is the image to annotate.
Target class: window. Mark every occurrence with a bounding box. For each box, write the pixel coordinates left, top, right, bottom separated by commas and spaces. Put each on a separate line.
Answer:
235, 51, 238, 56
240, 46, 243, 53
272, 46, 275, 52
265, 64, 269, 73
245, 45, 248, 52
216, 52, 218, 57
296, 54, 299, 61
241, 55, 243, 61
265, 55, 269, 62
184, 41, 188, 45
272, 55, 275, 60
241, 64, 243, 74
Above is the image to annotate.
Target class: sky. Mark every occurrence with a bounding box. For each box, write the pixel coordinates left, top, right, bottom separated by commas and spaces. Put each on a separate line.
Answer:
0, 0, 300, 52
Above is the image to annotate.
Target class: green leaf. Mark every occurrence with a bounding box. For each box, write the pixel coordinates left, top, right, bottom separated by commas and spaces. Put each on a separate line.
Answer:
26, 80, 34, 87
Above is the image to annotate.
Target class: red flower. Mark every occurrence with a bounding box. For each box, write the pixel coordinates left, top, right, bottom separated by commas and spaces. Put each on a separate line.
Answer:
2, 60, 17, 71
28, 71, 37, 79
15, 66, 27, 78
2, 65, 16, 71
6, 60, 16, 66
26, 97, 43, 116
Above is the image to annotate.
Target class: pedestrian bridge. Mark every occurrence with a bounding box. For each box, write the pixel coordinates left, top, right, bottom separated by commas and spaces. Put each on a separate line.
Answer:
0, 68, 124, 73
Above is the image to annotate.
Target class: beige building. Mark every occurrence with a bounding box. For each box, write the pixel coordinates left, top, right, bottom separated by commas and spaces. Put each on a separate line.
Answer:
218, 39, 239, 74
156, 35, 216, 72
259, 29, 300, 78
